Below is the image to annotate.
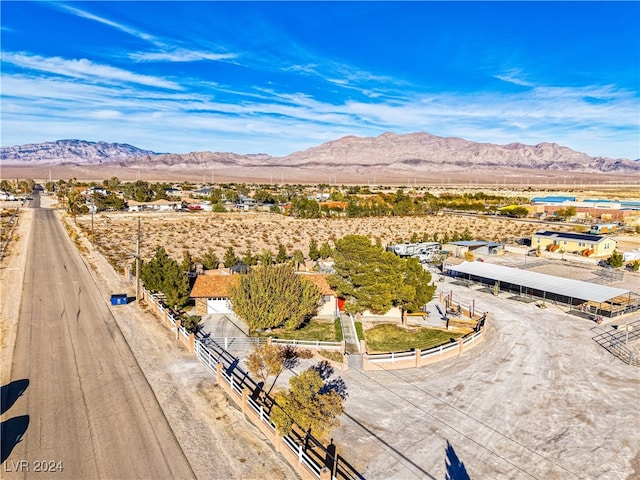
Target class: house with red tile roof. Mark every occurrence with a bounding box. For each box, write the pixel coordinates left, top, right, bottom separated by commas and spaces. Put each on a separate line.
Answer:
190, 271, 338, 317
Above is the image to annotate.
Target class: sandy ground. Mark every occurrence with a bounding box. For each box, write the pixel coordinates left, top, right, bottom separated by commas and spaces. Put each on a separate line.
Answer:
0, 205, 33, 386
4, 164, 640, 187
75, 210, 550, 273
0, 196, 297, 480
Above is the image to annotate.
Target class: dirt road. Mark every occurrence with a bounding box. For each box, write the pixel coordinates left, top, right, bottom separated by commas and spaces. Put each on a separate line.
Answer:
2, 194, 298, 479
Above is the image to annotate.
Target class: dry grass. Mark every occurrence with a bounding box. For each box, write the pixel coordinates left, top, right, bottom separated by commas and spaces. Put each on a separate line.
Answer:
74, 211, 543, 269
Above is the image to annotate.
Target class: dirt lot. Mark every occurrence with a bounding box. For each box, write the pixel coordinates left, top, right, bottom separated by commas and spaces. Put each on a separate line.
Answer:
74, 209, 546, 271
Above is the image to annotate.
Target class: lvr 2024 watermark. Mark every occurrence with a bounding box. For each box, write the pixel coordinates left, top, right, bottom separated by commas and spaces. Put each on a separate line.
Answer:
3, 460, 63, 473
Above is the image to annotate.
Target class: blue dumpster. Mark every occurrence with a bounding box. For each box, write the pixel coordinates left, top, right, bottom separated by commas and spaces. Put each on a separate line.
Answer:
110, 293, 128, 306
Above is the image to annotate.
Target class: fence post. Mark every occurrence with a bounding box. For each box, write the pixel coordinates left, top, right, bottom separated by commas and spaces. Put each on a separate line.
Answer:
320, 467, 331, 480
241, 388, 249, 416
189, 333, 195, 353
175, 320, 181, 340
216, 362, 222, 385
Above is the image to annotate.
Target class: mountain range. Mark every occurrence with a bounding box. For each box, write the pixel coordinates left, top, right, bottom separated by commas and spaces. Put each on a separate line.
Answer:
1, 133, 638, 174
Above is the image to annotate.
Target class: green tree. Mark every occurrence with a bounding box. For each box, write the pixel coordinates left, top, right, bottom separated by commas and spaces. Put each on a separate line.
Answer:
181, 249, 193, 273
212, 201, 227, 212
308, 238, 320, 261
460, 227, 473, 241
329, 235, 434, 318
224, 246, 239, 268
260, 249, 274, 266
181, 315, 201, 334
270, 367, 345, 441
230, 265, 322, 333
202, 248, 220, 270
141, 246, 190, 310
290, 196, 320, 218
242, 249, 259, 266
162, 258, 191, 310
606, 250, 624, 268
555, 206, 577, 221
292, 249, 305, 271
276, 243, 288, 263
107, 176, 120, 192
253, 189, 276, 204
66, 190, 83, 221
319, 242, 333, 259
394, 257, 436, 318
329, 235, 403, 315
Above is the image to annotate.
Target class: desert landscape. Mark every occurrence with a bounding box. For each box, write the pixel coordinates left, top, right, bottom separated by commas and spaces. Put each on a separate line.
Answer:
74, 209, 537, 272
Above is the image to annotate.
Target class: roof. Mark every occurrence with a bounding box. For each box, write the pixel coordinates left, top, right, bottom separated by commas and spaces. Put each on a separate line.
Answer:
447, 261, 629, 303
530, 196, 576, 204
230, 262, 249, 273
447, 241, 488, 248
533, 230, 615, 244
190, 271, 336, 298
190, 274, 238, 298
297, 273, 336, 296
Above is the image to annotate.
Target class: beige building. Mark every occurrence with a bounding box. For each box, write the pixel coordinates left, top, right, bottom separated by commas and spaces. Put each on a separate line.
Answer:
531, 230, 617, 257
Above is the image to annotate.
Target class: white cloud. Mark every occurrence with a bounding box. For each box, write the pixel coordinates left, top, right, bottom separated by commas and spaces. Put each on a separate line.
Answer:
128, 49, 238, 63
3, 53, 182, 90
59, 5, 158, 44
1, 65, 638, 158
494, 69, 535, 87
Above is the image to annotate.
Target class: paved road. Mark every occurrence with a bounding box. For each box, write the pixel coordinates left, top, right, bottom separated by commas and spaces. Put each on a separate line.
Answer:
2, 196, 195, 479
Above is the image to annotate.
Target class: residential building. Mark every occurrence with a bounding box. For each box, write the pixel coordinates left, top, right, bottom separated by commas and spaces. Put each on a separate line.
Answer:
531, 231, 617, 257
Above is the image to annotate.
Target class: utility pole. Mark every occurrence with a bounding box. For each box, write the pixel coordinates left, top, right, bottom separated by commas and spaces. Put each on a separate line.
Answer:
136, 218, 141, 302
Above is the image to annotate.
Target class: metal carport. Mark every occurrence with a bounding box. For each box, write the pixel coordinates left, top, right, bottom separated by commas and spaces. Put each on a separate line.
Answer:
446, 261, 639, 318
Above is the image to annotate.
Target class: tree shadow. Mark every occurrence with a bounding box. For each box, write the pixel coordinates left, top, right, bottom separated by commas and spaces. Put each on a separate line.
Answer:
311, 360, 334, 380
310, 361, 349, 399
445, 440, 471, 480
1, 379, 29, 415
320, 377, 348, 400
1, 415, 30, 463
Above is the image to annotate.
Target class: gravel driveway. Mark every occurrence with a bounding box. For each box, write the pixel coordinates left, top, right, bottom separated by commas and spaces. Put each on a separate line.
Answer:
329, 278, 640, 480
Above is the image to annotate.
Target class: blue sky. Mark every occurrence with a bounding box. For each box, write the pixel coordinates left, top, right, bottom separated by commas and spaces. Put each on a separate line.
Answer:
1, 1, 639, 159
